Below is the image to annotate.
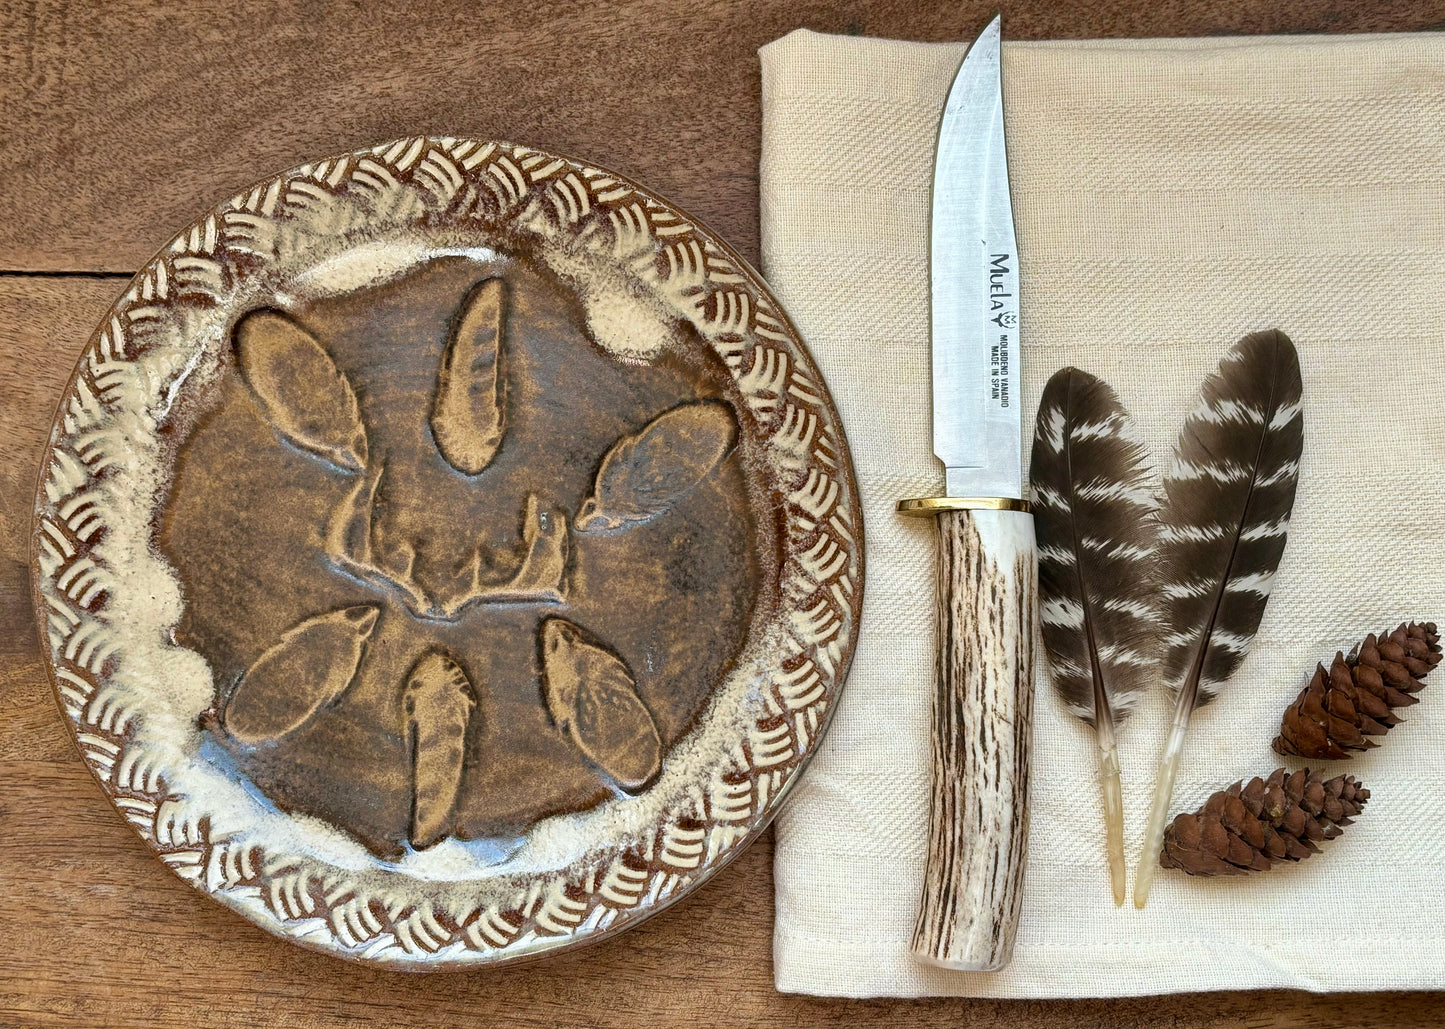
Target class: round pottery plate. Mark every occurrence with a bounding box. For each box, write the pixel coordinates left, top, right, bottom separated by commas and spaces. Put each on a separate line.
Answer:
31, 138, 862, 968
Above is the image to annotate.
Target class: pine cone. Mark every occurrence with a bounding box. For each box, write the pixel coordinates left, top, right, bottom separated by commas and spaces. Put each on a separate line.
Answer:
1273, 622, 1440, 760
1160, 768, 1368, 876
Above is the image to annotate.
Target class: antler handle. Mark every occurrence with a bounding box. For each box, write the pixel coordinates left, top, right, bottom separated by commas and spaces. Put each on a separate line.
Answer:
905, 504, 1037, 971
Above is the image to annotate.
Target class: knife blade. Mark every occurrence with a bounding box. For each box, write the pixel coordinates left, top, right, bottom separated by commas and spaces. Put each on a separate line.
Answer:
898, 14, 1038, 973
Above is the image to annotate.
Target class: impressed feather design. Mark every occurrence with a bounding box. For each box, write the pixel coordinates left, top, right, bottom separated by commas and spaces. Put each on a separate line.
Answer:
405, 650, 477, 850
1031, 367, 1158, 904
541, 618, 662, 791
431, 277, 506, 476
1134, 329, 1304, 907
575, 401, 736, 532
236, 309, 369, 474
224, 605, 379, 745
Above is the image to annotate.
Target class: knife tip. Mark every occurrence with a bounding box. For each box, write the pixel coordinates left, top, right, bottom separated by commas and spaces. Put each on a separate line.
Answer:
972, 13, 1003, 53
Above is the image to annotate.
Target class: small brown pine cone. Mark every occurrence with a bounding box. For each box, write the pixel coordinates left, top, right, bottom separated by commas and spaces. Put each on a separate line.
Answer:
1273, 622, 1440, 760
1160, 768, 1369, 876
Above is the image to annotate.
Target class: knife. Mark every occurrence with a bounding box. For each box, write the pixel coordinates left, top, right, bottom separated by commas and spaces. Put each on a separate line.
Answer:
898, 14, 1037, 972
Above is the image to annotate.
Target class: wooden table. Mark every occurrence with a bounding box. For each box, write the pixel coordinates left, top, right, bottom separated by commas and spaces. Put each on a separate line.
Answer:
3, 2, 1443, 1025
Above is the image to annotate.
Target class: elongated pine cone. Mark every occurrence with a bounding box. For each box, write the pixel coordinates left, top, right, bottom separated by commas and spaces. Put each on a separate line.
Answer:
1273, 622, 1441, 759
1160, 768, 1368, 876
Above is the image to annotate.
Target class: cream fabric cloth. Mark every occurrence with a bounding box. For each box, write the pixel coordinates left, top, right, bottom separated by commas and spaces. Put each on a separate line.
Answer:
762, 29, 1445, 998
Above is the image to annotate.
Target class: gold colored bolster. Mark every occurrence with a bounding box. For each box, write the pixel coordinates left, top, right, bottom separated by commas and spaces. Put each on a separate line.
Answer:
896, 496, 1032, 516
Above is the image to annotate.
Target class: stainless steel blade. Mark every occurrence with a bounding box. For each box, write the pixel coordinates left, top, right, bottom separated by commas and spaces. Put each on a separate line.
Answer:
931, 15, 1022, 500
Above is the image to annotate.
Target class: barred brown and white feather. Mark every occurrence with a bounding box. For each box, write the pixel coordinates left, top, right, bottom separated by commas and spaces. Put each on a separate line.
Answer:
1030, 366, 1158, 904
1156, 329, 1303, 710
1135, 329, 1304, 907
1031, 367, 1159, 732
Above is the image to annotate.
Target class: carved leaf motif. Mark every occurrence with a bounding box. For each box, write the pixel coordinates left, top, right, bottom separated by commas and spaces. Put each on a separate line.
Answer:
224, 606, 380, 745
234, 309, 369, 473
576, 401, 737, 531
540, 618, 661, 792
404, 650, 478, 850
431, 277, 507, 475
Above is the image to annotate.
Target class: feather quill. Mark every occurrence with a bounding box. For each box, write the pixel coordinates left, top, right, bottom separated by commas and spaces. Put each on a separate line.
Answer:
1134, 330, 1304, 907
1031, 367, 1159, 905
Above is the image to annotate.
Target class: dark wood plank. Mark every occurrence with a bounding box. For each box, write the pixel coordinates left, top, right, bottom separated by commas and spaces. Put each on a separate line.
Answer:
2, 0, 1444, 273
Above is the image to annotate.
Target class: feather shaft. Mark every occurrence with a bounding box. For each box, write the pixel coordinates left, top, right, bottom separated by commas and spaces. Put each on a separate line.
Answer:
1097, 723, 1126, 906
1134, 712, 1188, 907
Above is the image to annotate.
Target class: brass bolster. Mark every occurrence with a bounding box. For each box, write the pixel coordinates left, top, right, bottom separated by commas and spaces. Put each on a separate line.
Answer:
896, 496, 1032, 517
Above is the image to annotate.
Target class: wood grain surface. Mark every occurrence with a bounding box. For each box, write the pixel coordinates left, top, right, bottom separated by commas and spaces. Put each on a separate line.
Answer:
4, 1, 1445, 1025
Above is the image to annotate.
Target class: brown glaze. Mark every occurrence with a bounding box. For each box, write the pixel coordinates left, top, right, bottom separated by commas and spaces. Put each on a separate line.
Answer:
162, 254, 765, 857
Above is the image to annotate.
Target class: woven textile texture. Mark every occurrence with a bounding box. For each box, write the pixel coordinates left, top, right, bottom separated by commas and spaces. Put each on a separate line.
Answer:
761, 28, 1445, 998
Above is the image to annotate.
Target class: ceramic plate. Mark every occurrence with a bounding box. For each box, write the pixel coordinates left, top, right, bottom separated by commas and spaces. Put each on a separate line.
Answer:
31, 138, 862, 968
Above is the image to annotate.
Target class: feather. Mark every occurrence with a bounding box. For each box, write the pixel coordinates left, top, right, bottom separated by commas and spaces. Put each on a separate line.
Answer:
431, 277, 507, 476
1134, 329, 1304, 907
575, 401, 736, 531
1030, 367, 1159, 905
235, 309, 369, 473
224, 605, 379, 744
540, 618, 662, 791
404, 650, 477, 849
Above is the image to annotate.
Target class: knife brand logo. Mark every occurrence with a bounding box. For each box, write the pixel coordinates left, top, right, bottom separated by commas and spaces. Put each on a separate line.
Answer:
987, 253, 1017, 328
986, 251, 1016, 408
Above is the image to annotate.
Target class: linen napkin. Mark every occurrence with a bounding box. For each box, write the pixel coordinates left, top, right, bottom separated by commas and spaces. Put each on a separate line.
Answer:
761, 28, 1445, 999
